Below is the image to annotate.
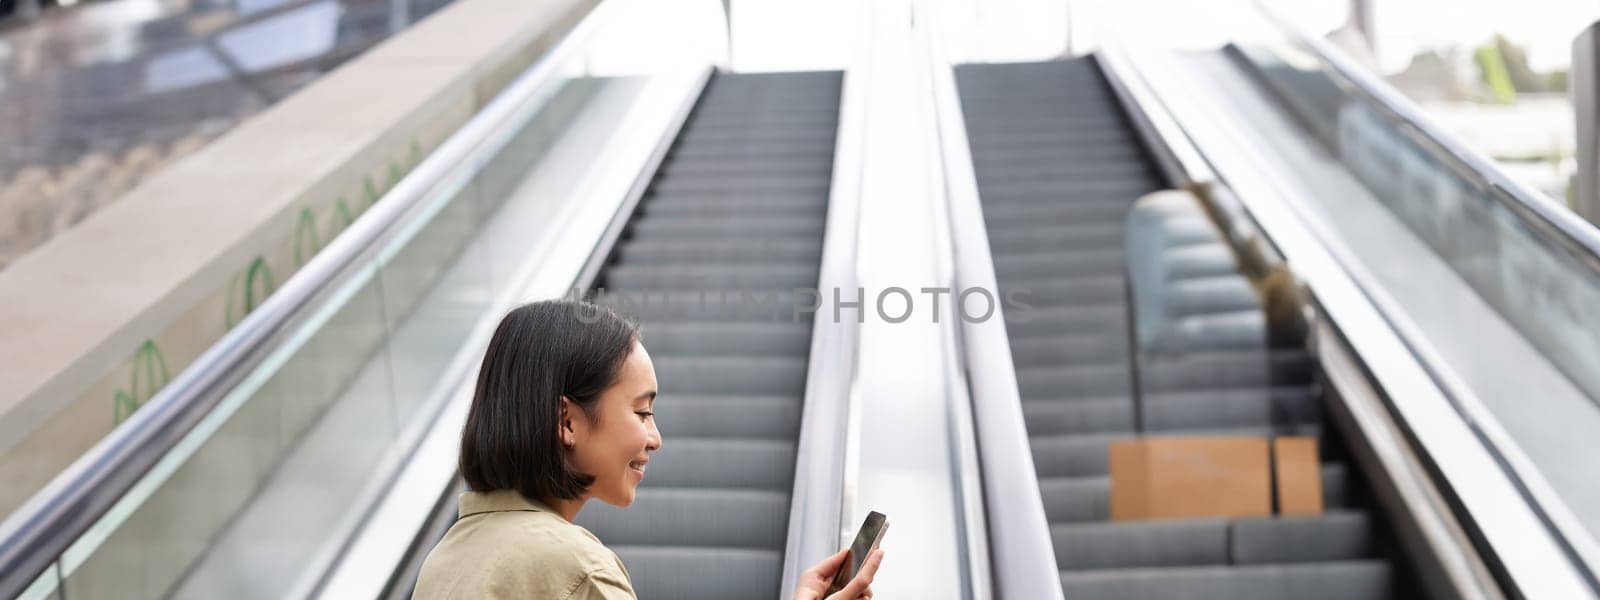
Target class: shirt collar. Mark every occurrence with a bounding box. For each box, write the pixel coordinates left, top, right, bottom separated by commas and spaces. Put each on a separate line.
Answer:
458, 489, 557, 518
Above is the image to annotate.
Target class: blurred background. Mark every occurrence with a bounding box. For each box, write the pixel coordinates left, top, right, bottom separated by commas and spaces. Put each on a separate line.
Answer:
0, 0, 1594, 271
2, 0, 1595, 271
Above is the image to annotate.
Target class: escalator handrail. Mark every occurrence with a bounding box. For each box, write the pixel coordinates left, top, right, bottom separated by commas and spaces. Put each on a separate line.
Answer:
0, 3, 608, 595
1257, 3, 1600, 274
919, 3, 1066, 598
778, 32, 869, 596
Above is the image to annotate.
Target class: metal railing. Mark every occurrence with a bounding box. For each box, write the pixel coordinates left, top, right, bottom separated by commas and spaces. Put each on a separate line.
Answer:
1258, 7, 1600, 272
919, 1, 1064, 598
0, 3, 614, 595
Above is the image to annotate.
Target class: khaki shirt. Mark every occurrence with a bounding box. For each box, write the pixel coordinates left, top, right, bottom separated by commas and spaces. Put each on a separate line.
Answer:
413, 490, 635, 599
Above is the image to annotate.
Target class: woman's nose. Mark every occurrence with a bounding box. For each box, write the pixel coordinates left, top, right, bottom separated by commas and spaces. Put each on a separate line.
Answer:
647, 419, 663, 452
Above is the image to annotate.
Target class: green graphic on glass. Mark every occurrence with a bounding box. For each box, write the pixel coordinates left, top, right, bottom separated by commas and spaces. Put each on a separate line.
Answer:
113, 339, 171, 424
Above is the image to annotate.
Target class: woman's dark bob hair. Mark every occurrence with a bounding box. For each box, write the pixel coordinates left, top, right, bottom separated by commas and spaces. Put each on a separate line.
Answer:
459, 299, 639, 501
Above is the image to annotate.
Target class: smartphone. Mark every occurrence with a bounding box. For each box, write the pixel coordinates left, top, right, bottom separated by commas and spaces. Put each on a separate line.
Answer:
827, 511, 889, 595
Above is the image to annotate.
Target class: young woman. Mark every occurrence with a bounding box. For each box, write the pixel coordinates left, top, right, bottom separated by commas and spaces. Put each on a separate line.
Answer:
413, 300, 883, 599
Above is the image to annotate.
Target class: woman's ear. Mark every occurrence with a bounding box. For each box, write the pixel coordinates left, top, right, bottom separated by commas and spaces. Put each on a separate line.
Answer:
558, 395, 579, 448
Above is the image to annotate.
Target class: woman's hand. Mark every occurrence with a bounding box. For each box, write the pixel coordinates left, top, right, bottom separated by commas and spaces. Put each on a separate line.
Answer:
793, 547, 884, 600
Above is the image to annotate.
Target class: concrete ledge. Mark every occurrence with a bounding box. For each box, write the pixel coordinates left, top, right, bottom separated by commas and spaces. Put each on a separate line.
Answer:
0, 0, 597, 515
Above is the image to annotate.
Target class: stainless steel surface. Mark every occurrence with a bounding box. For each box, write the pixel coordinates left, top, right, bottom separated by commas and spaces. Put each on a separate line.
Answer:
1315, 316, 1503, 600
844, 0, 987, 596
923, 2, 1062, 598
780, 16, 868, 595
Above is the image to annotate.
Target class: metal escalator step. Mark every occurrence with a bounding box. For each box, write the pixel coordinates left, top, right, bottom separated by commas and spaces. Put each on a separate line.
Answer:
650, 394, 801, 440
1017, 363, 1131, 398
657, 160, 833, 180
993, 248, 1125, 280
975, 161, 1156, 184
641, 438, 796, 490
608, 545, 783, 600
1022, 398, 1135, 436
979, 187, 1158, 208
667, 145, 834, 161
645, 191, 828, 211
653, 171, 833, 191
972, 144, 1147, 165
1030, 433, 1126, 478
595, 290, 809, 322
1001, 275, 1127, 308
649, 173, 832, 195
1140, 349, 1272, 392
1039, 475, 1111, 523
1057, 561, 1392, 600
629, 213, 828, 233
652, 356, 808, 395
667, 139, 837, 160
968, 131, 1147, 154
1039, 466, 1353, 524
642, 322, 811, 357
581, 488, 789, 549
618, 237, 824, 263
1231, 512, 1374, 565
1003, 305, 1128, 337
605, 263, 819, 290
627, 215, 827, 240
1052, 519, 1229, 570
1141, 388, 1277, 432
1048, 513, 1375, 573
1008, 332, 1128, 366
985, 224, 1125, 254
982, 202, 1135, 227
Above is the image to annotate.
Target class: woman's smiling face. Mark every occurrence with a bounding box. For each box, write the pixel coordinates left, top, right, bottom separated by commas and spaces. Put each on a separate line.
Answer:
565, 340, 661, 508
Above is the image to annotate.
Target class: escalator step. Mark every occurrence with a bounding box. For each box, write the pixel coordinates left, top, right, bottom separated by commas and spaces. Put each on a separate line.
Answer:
650, 394, 802, 440
642, 322, 811, 357
1022, 398, 1135, 436
1231, 512, 1374, 565
584, 488, 790, 549
653, 356, 808, 395
1057, 561, 1391, 600
609, 546, 783, 600
641, 438, 797, 490
606, 263, 819, 290
618, 237, 824, 263
1052, 519, 1228, 570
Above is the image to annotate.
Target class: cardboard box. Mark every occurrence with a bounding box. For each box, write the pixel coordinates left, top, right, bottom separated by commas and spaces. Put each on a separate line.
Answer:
1109, 435, 1323, 521
1109, 436, 1271, 521
1274, 437, 1325, 516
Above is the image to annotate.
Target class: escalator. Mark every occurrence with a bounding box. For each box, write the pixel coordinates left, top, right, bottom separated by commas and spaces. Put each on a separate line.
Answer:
956, 58, 1402, 598
575, 70, 842, 600
9, 3, 1597, 598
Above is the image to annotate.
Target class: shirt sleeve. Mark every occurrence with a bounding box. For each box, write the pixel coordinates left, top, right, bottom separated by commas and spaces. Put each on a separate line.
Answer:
567, 568, 637, 600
